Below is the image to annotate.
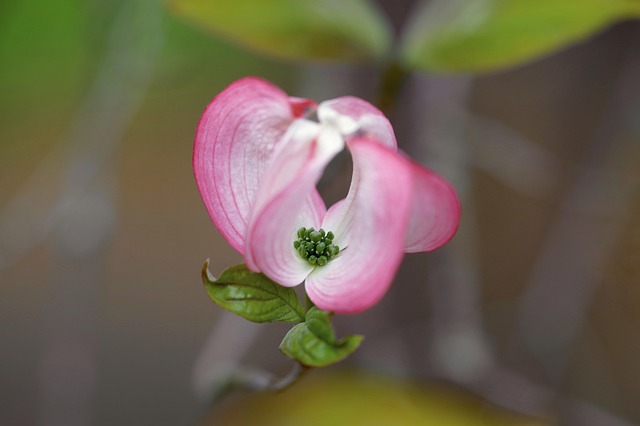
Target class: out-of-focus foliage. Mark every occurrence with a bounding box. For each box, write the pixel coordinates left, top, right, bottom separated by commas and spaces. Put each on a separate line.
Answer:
0, 0, 85, 108
400, 0, 640, 73
205, 371, 546, 426
0, 0, 89, 179
169, 0, 392, 62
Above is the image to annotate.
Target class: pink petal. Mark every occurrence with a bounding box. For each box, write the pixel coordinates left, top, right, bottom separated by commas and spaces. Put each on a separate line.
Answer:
245, 120, 341, 287
404, 162, 461, 253
306, 138, 414, 314
193, 77, 316, 254
318, 97, 397, 148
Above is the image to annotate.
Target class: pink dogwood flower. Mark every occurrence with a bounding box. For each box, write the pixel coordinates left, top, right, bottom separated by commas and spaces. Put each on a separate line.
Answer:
194, 77, 460, 314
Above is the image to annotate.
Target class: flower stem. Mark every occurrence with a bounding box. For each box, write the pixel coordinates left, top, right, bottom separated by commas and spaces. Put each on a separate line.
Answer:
208, 363, 310, 406
375, 61, 410, 115
268, 363, 310, 392
304, 291, 315, 312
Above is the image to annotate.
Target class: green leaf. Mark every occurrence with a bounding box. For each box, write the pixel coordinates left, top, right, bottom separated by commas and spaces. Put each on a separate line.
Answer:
280, 307, 363, 367
169, 0, 392, 62
400, 0, 640, 73
202, 262, 306, 323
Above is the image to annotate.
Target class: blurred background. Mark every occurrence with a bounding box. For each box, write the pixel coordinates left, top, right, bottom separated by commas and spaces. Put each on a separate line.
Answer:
1, 0, 639, 425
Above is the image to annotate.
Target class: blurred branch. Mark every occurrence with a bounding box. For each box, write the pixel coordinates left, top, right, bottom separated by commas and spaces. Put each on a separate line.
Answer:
515, 29, 640, 386
471, 365, 636, 426
22, 1, 163, 425
468, 115, 563, 198
192, 311, 262, 400
408, 74, 496, 383
191, 349, 308, 426
566, 399, 637, 426
209, 362, 307, 402
0, 0, 162, 270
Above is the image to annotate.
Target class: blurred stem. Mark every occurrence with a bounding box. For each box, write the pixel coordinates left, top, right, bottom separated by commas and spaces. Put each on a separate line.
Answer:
304, 289, 315, 312
209, 363, 309, 405
375, 61, 409, 115
269, 363, 310, 391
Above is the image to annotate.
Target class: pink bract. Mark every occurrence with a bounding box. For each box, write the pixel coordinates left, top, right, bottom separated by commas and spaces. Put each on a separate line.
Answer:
194, 77, 460, 314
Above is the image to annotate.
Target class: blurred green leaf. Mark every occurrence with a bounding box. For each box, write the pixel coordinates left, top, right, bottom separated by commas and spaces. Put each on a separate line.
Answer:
280, 307, 363, 367
0, 0, 86, 104
203, 262, 306, 323
400, 0, 640, 73
169, 0, 392, 62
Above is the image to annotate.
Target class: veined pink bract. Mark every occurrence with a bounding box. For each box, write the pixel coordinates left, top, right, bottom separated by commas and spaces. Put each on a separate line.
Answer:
194, 77, 460, 314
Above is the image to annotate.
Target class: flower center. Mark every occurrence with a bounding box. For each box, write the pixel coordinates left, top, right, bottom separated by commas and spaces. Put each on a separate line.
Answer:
293, 227, 340, 266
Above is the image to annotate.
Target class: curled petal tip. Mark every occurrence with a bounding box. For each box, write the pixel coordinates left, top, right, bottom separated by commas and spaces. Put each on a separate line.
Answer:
403, 162, 461, 253
201, 259, 217, 283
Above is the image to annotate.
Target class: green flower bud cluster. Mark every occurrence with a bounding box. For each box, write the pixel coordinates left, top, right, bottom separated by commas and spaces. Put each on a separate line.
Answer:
293, 227, 340, 266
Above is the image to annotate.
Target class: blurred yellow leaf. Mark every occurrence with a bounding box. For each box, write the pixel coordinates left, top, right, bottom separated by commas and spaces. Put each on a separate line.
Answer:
400, 0, 640, 73
204, 371, 547, 426
169, 0, 392, 63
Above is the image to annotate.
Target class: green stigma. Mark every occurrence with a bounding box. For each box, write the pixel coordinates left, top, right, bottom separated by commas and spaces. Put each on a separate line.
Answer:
293, 227, 340, 266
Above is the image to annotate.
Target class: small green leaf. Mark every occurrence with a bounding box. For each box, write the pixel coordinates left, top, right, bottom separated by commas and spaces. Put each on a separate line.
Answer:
400, 0, 640, 73
169, 0, 392, 62
280, 307, 363, 367
202, 262, 306, 323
